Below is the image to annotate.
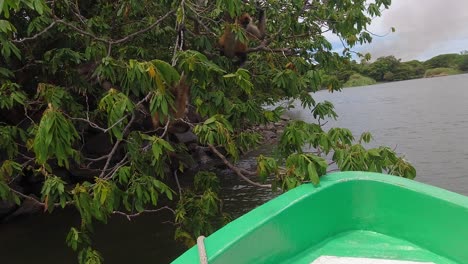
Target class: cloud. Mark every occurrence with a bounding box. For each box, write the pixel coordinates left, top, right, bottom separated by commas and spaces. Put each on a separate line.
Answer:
355, 0, 468, 61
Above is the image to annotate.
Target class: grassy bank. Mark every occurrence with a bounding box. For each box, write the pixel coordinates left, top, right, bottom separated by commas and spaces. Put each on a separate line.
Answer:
343, 73, 377, 87
424, 68, 463, 78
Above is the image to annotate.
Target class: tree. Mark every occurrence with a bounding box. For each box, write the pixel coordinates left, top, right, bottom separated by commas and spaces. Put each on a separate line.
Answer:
424, 53, 461, 69
458, 55, 468, 72
393, 60, 426, 80
0, 1, 414, 263
364, 56, 400, 81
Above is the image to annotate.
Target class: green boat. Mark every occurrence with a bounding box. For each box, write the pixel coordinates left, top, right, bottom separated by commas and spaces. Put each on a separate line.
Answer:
172, 172, 468, 264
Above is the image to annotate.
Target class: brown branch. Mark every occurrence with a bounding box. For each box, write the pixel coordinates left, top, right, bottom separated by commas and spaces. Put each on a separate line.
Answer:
103, 153, 130, 180
247, 45, 297, 55
208, 144, 271, 188
174, 170, 183, 198
111, 10, 176, 44
10, 189, 45, 207
55, 19, 109, 43
112, 206, 175, 221
76, 93, 153, 168
98, 113, 136, 178
54, 10, 175, 47
186, 15, 217, 37
70, 115, 128, 133
12, 21, 57, 43
10, 189, 73, 208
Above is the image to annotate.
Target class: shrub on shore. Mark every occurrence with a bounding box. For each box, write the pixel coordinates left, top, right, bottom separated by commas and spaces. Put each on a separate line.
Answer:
424, 68, 462, 78
343, 74, 377, 87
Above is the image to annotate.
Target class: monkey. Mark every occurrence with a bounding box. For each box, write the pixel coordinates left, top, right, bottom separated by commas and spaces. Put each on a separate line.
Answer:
218, 7, 266, 65
285, 62, 297, 72
151, 74, 191, 133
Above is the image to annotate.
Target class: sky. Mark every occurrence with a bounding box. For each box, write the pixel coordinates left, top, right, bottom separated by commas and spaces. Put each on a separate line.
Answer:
327, 0, 468, 61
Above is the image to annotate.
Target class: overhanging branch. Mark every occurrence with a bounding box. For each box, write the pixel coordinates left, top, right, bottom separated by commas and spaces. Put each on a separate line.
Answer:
113, 206, 175, 221
208, 144, 271, 188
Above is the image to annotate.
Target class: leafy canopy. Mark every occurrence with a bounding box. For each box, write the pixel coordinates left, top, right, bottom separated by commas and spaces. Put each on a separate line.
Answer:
0, 0, 415, 263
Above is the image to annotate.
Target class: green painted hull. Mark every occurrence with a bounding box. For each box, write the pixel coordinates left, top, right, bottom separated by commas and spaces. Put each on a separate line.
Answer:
172, 172, 468, 264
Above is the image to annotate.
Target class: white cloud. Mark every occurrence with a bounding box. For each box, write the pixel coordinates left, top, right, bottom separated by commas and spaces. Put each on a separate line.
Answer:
354, 0, 468, 61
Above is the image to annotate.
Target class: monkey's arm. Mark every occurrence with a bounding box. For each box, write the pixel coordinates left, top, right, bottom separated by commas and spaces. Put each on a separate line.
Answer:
245, 9, 266, 40
256, 9, 266, 38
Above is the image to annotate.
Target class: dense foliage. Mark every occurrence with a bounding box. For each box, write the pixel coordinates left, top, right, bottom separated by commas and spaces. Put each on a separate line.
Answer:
1, 0, 416, 263
424, 53, 465, 69
343, 73, 376, 87
424, 67, 462, 78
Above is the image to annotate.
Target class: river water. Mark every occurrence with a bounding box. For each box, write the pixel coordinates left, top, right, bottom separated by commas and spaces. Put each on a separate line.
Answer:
289, 73, 468, 195
1, 74, 467, 263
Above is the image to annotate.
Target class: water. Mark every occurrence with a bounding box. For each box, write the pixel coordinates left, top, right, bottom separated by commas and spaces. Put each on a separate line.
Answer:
289, 74, 468, 195
1, 74, 467, 263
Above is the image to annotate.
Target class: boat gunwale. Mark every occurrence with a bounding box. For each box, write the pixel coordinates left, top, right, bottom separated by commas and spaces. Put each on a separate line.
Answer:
172, 171, 468, 263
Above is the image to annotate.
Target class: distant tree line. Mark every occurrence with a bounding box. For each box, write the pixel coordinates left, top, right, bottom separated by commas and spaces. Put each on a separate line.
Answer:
326, 52, 468, 87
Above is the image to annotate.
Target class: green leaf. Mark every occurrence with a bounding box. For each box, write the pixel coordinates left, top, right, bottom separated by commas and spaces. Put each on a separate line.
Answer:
33, 107, 79, 168
307, 162, 319, 185
152, 60, 180, 85
0, 0, 5, 14
33, 0, 44, 15
0, 20, 15, 33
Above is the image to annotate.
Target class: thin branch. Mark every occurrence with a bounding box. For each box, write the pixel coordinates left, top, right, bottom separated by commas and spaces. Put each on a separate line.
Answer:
364, 28, 392, 38
53, 10, 174, 50
172, 2, 185, 66
186, 15, 217, 37
98, 113, 136, 178
23, 105, 36, 125
160, 118, 171, 138
112, 10, 176, 44
12, 21, 57, 43
208, 144, 271, 188
247, 45, 297, 55
112, 206, 175, 221
174, 170, 182, 198
70, 115, 128, 133
84, 155, 110, 162
71, 91, 152, 133
55, 19, 109, 43
10, 188, 73, 208
103, 153, 129, 180
10, 189, 45, 206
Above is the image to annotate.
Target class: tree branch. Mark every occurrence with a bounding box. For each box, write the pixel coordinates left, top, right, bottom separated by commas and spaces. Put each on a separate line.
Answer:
208, 144, 271, 188
247, 45, 297, 56
55, 19, 109, 43
10, 188, 73, 208
98, 113, 136, 178
10, 189, 45, 207
103, 153, 129, 180
54, 10, 175, 48
112, 206, 175, 221
112, 10, 176, 44
12, 21, 57, 43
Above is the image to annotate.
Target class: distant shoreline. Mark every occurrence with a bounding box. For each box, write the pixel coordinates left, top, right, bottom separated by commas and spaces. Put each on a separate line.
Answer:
344, 72, 468, 89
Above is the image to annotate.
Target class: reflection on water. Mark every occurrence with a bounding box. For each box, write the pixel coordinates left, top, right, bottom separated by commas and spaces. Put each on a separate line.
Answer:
1, 74, 467, 263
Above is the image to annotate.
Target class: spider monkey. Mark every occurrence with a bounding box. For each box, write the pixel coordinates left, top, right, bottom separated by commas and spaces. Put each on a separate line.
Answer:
151, 74, 191, 133
218, 6, 266, 65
